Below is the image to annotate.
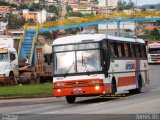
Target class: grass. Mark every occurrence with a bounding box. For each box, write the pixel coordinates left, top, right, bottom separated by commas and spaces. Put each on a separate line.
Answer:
0, 83, 53, 99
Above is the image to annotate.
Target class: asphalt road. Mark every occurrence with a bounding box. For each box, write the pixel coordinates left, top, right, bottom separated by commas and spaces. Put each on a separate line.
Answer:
0, 65, 160, 120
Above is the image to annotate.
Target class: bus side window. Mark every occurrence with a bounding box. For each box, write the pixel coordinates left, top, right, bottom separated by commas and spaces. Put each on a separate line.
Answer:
135, 44, 141, 58
113, 42, 119, 57
140, 44, 147, 58
129, 43, 135, 58
143, 44, 147, 58
131, 44, 136, 57
121, 43, 125, 57
128, 43, 132, 57
110, 42, 115, 57
124, 43, 129, 57
118, 43, 122, 57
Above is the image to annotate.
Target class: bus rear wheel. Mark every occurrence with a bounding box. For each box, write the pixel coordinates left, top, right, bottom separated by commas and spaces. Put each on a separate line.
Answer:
66, 96, 76, 104
129, 77, 142, 94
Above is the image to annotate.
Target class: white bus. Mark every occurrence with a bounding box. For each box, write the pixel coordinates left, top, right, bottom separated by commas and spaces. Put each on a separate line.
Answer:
148, 42, 160, 64
52, 34, 148, 103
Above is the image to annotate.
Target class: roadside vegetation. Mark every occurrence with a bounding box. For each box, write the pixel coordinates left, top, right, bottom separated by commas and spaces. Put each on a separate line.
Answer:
0, 83, 53, 99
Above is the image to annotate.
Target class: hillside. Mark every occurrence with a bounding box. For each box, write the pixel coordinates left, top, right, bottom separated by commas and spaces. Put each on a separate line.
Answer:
140, 3, 160, 10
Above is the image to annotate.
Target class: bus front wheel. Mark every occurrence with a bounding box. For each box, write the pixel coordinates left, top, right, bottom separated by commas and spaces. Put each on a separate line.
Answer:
66, 96, 76, 104
111, 80, 117, 94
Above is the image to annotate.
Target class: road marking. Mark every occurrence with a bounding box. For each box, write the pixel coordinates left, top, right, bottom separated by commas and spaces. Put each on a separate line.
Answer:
151, 88, 160, 92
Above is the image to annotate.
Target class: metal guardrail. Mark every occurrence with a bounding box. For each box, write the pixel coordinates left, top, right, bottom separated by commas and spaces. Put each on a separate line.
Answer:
18, 24, 28, 56
29, 24, 39, 63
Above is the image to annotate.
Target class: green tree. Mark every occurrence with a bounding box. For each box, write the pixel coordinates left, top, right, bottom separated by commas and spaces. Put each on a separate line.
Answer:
45, 5, 59, 15
39, 31, 58, 40
157, 20, 160, 26
150, 28, 160, 40
29, 3, 44, 11
117, 0, 127, 11
7, 15, 25, 29
0, 1, 10, 6
149, 5, 155, 9
18, 4, 28, 10
47, 16, 57, 21
66, 5, 72, 12
141, 8, 146, 11
10, 3, 17, 8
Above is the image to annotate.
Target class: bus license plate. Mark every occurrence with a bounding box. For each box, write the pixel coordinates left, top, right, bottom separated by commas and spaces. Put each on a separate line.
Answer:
73, 88, 83, 95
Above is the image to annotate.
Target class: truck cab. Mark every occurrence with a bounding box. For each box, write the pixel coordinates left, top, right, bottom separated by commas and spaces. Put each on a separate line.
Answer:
0, 36, 19, 85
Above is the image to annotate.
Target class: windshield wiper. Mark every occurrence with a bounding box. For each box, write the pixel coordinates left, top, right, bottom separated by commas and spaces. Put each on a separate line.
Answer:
64, 61, 75, 78
82, 54, 90, 76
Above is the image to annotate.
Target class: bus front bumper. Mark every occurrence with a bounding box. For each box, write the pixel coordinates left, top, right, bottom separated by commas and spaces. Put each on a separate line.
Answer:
53, 85, 111, 97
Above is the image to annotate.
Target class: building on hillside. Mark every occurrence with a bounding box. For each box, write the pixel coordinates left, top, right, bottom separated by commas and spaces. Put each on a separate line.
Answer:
45, 0, 59, 6
11, 10, 22, 18
90, 0, 99, 6
67, 0, 80, 6
21, 9, 47, 24
5, 29, 23, 40
71, 5, 97, 15
0, 6, 12, 14
47, 12, 57, 19
0, 21, 8, 35
98, 0, 118, 9
79, 0, 90, 5
6, 0, 39, 6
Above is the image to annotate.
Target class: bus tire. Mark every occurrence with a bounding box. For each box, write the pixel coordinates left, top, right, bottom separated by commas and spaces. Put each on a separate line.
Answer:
129, 76, 142, 94
66, 96, 76, 104
136, 76, 142, 93
111, 79, 117, 94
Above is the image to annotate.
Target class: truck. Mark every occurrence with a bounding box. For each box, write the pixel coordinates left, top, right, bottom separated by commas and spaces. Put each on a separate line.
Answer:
0, 35, 53, 85
148, 42, 160, 64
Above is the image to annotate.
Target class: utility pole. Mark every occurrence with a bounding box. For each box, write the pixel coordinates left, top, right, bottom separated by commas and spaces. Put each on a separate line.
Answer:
135, 0, 138, 38
106, 0, 108, 35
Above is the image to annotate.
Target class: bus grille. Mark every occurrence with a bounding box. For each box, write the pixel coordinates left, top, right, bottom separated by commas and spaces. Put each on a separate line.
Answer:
66, 81, 88, 86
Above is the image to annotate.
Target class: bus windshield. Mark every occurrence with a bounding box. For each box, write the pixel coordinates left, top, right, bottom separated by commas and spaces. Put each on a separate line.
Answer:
149, 48, 160, 54
53, 43, 102, 75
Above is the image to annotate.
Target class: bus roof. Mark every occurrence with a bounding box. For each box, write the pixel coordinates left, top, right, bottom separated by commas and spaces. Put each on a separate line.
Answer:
53, 34, 145, 45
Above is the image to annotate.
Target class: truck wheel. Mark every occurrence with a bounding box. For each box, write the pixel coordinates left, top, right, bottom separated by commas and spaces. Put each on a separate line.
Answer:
66, 96, 76, 104
9, 72, 17, 85
35, 74, 40, 84
30, 74, 35, 84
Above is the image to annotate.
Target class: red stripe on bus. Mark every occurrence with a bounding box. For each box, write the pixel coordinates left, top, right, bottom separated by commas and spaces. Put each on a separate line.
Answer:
118, 76, 136, 87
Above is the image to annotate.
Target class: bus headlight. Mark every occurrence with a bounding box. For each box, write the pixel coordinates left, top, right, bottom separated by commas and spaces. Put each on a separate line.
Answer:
95, 86, 100, 91
57, 89, 61, 93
